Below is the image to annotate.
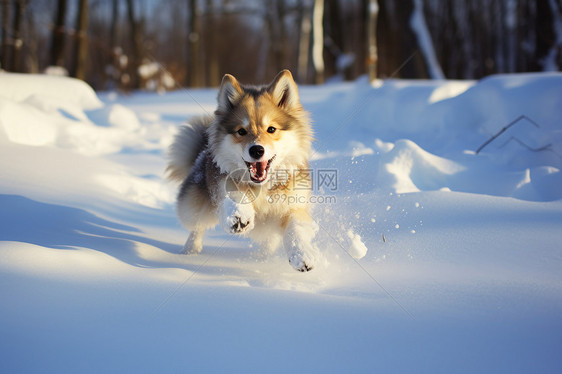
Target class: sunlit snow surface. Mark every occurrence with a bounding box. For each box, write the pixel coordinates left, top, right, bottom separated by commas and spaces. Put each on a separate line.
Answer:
1, 72, 561, 373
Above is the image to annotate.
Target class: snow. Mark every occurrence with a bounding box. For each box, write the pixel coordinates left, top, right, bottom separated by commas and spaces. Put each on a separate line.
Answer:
43, 65, 69, 77
0, 72, 102, 110
1, 72, 562, 373
346, 229, 368, 259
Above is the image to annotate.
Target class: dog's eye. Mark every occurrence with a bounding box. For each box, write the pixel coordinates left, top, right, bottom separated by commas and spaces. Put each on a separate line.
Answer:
267, 126, 276, 134
237, 128, 247, 136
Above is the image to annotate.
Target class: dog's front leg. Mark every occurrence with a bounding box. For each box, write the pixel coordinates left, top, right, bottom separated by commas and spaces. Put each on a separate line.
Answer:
283, 216, 319, 272
181, 229, 204, 254
219, 197, 255, 235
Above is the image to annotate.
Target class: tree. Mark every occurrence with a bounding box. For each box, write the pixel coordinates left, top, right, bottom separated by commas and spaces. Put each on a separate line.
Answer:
1, 0, 10, 70
324, 0, 353, 78
71, 0, 89, 80
536, 0, 562, 71
50, 0, 68, 68
126, 0, 142, 89
275, 0, 288, 70
106, 0, 120, 88
5, 0, 556, 89
205, 0, 219, 86
110, 0, 118, 50
410, 0, 444, 79
366, 0, 379, 81
12, 0, 27, 72
187, 0, 202, 87
312, 0, 324, 84
297, 0, 312, 83
263, 0, 289, 79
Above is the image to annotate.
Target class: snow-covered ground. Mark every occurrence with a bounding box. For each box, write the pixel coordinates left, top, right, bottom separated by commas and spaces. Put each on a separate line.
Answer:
1, 71, 561, 373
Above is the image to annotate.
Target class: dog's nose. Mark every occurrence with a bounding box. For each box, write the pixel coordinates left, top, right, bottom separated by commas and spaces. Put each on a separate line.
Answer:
249, 145, 265, 159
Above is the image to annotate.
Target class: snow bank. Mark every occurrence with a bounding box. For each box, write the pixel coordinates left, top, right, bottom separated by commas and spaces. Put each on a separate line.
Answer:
0, 98, 58, 146
0, 73, 104, 147
0, 72, 176, 158
377, 139, 465, 193
309, 72, 562, 201
0, 73, 176, 209
0, 72, 102, 110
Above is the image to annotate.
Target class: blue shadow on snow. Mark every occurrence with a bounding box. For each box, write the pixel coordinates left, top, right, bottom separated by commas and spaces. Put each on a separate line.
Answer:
0, 194, 180, 269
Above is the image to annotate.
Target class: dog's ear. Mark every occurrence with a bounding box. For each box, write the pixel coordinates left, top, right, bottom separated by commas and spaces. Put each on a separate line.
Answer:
267, 70, 300, 110
217, 74, 243, 111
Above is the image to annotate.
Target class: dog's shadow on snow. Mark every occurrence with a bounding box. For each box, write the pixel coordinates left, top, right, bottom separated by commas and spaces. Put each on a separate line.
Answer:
0, 194, 328, 287
0, 194, 188, 270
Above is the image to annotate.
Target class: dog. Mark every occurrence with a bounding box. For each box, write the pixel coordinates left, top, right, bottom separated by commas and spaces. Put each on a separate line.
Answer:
167, 70, 319, 272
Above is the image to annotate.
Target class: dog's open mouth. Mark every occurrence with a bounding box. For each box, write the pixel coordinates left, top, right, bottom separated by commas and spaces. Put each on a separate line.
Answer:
245, 156, 275, 183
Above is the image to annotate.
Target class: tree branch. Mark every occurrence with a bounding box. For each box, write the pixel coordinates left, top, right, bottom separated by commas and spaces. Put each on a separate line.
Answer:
475, 115, 540, 154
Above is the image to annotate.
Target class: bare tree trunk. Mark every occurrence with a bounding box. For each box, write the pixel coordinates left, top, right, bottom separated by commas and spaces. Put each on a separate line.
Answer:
312, 0, 325, 84
324, 0, 344, 77
106, 0, 119, 89
449, 0, 472, 78
187, 0, 202, 87
126, 0, 141, 89
276, 0, 287, 69
505, 0, 517, 73
297, 0, 312, 83
492, 0, 505, 74
264, 4, 280, 77
206, 0, 219, 86
1, 0, 10, 70
366, 0, 379, 81
110, 0, 118, 49
467, 0, 486, 76
537, 0, 562, 71
25, 7, 39, 73
410, 0, 444, 79
50, 0, 68, 68
257, 11, 270, 82
12, 0, 26, 72
547, 0, 562, 70
71, 0, 88, 80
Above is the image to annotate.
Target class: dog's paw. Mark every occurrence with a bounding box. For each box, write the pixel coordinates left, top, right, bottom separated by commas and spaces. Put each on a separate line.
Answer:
228, 214, 253, 234
181, 246, 200, 255
181, 240, 202, 255
283, 220, 319, 272
287, 248, 316, 272
220, 198, 255, 235
181, 231, 203, 254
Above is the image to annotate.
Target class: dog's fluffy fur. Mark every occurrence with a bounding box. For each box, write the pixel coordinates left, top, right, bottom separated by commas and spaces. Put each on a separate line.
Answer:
167, 70, 318, 272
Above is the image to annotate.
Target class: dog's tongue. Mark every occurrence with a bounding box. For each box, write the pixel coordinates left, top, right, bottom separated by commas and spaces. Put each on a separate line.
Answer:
250, 161, 268, 181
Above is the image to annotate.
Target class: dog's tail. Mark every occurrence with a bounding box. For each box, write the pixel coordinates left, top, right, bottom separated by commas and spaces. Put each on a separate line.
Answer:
166, 116, 212, 182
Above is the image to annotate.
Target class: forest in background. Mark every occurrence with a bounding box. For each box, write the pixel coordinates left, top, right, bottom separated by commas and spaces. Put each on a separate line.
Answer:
1, 0, 561, 91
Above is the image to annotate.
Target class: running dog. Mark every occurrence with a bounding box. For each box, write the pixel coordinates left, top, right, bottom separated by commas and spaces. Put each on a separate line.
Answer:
167, 70, 318, 272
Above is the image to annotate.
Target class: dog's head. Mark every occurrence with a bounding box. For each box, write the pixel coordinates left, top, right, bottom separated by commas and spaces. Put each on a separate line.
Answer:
209, 70, 312, 185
